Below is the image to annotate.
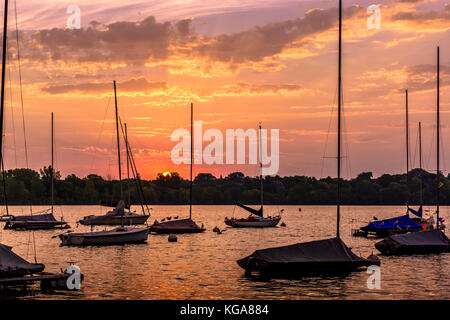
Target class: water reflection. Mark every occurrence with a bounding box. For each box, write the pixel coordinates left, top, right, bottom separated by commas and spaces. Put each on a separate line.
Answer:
0, 205, 448, 299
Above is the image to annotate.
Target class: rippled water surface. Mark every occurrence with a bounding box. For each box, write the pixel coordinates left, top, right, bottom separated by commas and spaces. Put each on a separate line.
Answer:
1, 205, 449, 299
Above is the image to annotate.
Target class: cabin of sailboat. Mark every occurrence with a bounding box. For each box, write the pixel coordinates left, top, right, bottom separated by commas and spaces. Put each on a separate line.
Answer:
150, 103, 205, 234
237, 0, 379, 278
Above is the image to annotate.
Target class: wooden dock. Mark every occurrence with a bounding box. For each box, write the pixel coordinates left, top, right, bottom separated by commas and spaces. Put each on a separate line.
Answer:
0, 273, 73, 292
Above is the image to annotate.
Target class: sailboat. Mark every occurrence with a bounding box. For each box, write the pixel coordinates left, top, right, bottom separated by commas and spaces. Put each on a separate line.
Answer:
59, 80, 150, 246
3, 113, 70, 230
77, 81, 149, 226
149, 103, 205, 234
237, 0, 379, 277
0, 0, 79, 289
375, 47, 450, 255
224, 124, 282, 228
353, 89, 423, 238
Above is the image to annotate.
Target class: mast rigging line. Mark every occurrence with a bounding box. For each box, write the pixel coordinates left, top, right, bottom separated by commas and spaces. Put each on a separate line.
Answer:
119, 118, 151, 216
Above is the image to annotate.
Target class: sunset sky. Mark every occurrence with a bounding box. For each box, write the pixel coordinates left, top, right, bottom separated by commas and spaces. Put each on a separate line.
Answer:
1, 0, 449, 180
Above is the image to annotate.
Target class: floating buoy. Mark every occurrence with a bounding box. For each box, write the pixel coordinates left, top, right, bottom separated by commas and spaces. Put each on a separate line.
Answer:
280, 222, 286, 227
168, 234, 178, 242
298, 208, 302, 212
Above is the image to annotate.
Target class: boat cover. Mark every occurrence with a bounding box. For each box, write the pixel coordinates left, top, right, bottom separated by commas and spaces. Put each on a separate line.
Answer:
360, 214, 422, 232
13, 213, 57, 222
236, 203, 263, 217
375, 229, 450, 254
0, 244, 45, 277
237, 237, 372, 272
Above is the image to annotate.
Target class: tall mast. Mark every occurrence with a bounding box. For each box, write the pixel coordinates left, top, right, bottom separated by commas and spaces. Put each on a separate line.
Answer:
125, 123, 130, 207
51, 112, 54, 214
113, 80, 122, 199
0, 0, 9, 215
436, 46, 440, 226
336, 0, 342, 238
405, 89, 409, 208
259, 123, 263, 216
419, 122, 422, 205
189, 102, 193, 220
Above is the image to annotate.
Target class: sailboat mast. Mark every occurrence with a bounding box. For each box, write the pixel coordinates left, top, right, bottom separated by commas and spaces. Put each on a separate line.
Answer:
405, 89, 409, 208
51, 112, 54, 214
259, 123, 263, 215
436, 46, 440, 225
113, 80, 123, 199
125, 123, 130, 207
336, 0, 342, 238
190, 102, 193, 220
419, 122, 422, 205
0, 0, 8, 215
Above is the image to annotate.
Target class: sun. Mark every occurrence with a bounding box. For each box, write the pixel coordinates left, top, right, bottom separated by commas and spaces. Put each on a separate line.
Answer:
162, 171, 172, 177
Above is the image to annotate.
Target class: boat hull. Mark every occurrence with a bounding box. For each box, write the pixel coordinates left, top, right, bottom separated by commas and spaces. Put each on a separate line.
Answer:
225, 216, 281, 228
150, 218, 205, 234
78, 214, 149, 226
4, 220, 70, 230
59, 227, 150, 246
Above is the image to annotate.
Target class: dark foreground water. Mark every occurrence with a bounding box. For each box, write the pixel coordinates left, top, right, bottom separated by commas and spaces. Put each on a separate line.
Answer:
0, 205, 449, 299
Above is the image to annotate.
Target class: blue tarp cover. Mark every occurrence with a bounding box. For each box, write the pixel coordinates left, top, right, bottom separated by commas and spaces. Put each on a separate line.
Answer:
361, 214, 422, 232
408, 205, 423, 218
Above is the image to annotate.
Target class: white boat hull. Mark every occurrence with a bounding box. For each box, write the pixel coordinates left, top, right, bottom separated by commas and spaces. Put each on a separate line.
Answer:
59, 227, 150, 246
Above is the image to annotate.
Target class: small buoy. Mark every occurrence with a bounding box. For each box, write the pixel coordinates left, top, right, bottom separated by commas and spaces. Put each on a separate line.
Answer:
298, 208, 302, 212
168, 234, 177, 242
213, 226, 220, 233
280, 222, 286, 227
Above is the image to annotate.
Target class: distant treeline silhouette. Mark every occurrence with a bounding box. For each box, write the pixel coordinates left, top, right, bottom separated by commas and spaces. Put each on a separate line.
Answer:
0, 167, 448, 206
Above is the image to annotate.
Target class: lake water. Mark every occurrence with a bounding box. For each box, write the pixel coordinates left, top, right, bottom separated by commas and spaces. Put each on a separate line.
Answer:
0, 205, 449, 300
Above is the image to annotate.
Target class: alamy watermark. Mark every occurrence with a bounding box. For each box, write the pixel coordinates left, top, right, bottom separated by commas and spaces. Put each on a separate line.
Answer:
66, 5, 81, 30
367, 4, 381, 30
171, 121, 280, 175
366, 265, 381, 289
66, 264, 82, 290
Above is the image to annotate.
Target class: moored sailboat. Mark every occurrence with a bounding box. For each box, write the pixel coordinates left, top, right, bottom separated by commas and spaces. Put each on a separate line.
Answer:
353, 90, 424, 238
77, 80, 149, 226
224, 124, 282, 228
3, 113, 69, 230
0, 0, 81, 291
59, 80, 150, 246
375, 47, 450, 255
237, 0, 379, 278
150, 103, 205, 234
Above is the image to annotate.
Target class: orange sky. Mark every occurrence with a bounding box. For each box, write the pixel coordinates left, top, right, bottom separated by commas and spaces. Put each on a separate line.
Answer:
1, 0, 449, 180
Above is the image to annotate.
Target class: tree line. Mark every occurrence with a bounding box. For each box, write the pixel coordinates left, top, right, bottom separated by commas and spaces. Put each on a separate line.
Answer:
0, 167, 448, 206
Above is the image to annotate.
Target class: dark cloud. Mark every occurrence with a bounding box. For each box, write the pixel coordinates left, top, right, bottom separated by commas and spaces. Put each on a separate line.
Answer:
24, 16, 191, 65
404, 64, 450, 92
193, 5, 363, 63
18, 6, 362, 68
41, 77, 167, 94
392, 3, 450, 21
